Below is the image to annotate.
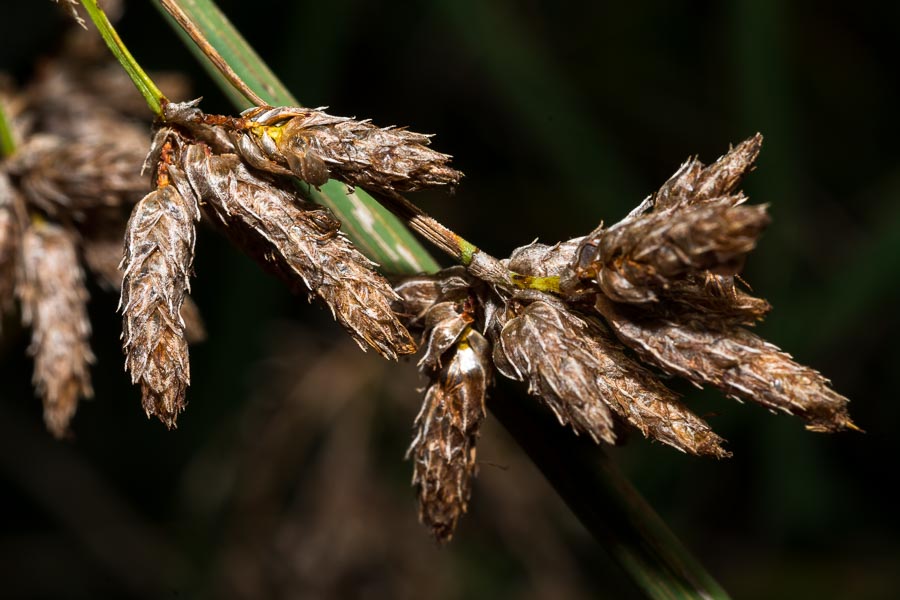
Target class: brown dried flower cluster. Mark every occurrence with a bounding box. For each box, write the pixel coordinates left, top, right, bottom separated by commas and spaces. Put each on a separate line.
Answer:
0, 32, 199, 436
394, 135, 855, 540
117, 98, 465, 426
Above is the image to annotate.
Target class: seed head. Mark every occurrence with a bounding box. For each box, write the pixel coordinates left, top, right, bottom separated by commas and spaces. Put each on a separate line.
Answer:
120, 182, 199, 428
18, 220, 94, 437
236, 105, 463, 193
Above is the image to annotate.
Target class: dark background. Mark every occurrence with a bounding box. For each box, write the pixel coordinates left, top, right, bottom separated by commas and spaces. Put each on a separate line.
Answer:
1, 1, 898, 598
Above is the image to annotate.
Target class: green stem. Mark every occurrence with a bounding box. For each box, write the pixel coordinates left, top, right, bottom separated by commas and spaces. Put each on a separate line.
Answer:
0, 99, 16, 157
78, 0, 165, 116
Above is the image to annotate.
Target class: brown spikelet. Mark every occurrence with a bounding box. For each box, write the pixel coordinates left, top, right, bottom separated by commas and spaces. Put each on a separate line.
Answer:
237, 105, 463, 193
181, 145, 415, 359
120, 184, 198, 428
582, 316, 730, 456
393, 269, 491, 538
595, 296, 854, 432
18, 220, 93, 437
10, 130, 147, 219
409, 328, 490, 542
574, 201, 770, 304
0, 172, 22, 318
492, 298, 726, 455
491, 298, 617, 445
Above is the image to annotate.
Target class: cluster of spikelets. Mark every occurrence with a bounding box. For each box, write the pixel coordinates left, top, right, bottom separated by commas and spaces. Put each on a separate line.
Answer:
120, 99, 462, 427
0, 32, 201, 437
4, 5, 855, 546
396, 135, 856, 541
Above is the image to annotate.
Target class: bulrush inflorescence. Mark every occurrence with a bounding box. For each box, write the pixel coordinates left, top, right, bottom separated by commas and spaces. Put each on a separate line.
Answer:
2, 1, 857, 548
394, 135, 855, 541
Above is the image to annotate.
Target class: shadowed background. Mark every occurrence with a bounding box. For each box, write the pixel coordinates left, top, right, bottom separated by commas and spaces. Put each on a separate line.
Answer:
1, 1, 897, 598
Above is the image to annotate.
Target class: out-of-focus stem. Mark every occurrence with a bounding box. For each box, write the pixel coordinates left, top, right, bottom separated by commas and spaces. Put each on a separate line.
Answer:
0, 100, 16, 157
78, 0, 166, 116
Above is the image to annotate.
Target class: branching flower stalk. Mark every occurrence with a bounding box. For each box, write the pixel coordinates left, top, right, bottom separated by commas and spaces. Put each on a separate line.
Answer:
41, 0, 856, 576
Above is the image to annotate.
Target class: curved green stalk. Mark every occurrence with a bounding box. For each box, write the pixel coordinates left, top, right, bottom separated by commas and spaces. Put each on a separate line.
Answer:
78, 0, 165, 115
153, 1, 730, 597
